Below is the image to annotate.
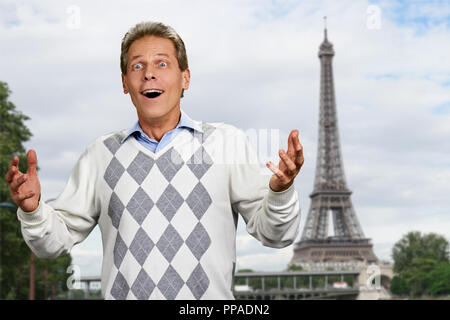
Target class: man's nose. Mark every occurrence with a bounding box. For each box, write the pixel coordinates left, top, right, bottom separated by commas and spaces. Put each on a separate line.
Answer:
144, 68, 156, 81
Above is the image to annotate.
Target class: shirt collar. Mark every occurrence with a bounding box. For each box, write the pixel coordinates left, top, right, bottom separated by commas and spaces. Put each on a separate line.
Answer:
121, 109, 203, 144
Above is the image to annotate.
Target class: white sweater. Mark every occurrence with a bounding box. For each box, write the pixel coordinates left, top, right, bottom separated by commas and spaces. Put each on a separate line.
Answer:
17, 121, 300, 300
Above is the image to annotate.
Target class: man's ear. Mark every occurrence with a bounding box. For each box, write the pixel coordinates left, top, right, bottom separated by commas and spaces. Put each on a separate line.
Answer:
121, 74, 129, 94
182, 68, 190, 91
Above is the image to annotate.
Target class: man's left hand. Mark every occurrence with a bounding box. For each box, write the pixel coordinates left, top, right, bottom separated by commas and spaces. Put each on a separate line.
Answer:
266, 129, 304, 192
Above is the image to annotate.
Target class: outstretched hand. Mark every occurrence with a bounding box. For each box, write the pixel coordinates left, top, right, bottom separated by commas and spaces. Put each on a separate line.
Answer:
266, 129, 304, 192
4, 149, 41, 212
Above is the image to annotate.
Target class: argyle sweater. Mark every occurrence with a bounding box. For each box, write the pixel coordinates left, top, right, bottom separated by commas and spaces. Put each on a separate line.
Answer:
17, 121, 301, 300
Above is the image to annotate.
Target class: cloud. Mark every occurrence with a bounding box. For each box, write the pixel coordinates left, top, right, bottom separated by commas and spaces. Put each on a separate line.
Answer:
236, 247, 295, 272
69, 225, 103, 277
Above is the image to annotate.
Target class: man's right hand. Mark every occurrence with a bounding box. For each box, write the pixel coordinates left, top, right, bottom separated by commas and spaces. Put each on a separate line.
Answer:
4, 149, 41, 212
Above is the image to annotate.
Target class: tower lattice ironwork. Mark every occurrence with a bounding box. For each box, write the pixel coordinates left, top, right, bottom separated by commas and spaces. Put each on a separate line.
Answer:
290, 22, 378, 270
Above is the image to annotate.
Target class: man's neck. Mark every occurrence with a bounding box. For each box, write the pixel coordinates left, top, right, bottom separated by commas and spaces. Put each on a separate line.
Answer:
139, 107, 181, 142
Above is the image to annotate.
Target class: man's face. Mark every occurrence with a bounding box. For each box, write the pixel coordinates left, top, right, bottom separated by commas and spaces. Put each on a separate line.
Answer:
121, 35, 190, 121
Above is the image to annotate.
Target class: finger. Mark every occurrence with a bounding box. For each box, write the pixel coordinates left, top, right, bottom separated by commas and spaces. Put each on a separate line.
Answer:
266, 161, 279, 175
279, 149, 297, 174
293, 132, 304, 166
5, 156, 19, 183
266, 161, 284, 179
10, 174, 27, 192
294, 144, 304, 166
27, 149, 38, 174
5, 165, 18, 183
294, 132, 302, 152
15, 191, 36, 203
286, 130, 298, 157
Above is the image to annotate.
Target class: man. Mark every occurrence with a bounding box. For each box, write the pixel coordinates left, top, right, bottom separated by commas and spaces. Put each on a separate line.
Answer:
5, 21, 304, 300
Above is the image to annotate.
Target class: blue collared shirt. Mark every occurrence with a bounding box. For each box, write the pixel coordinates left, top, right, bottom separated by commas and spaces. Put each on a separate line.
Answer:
121, 109, 202, 153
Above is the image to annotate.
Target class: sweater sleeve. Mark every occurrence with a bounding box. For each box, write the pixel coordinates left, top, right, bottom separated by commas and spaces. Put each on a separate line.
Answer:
229, 129, 301, 248
16, 146, 100, 259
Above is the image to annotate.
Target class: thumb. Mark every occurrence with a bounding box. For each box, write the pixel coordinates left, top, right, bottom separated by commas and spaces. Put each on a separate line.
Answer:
27, 149, 38, 174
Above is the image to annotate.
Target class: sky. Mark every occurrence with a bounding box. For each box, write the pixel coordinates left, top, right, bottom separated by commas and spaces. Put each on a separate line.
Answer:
1, 0, 450, 276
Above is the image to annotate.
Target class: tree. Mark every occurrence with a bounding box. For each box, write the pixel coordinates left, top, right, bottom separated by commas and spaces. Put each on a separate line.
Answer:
391, 231, 450, 297
286, 264, 303, 271
0, 81, 33, 299
392, 231, 449, 275
402, 257, 437, 297
34, 255, 72, 299
390, 275, 408, 296
426, 262, 450, 296
0, 81, 72, 299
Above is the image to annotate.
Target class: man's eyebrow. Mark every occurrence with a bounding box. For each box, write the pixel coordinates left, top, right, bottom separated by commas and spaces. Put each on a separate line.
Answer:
130, 53, 170, 62
154, 53, 170, 58
130, 55, 143, 62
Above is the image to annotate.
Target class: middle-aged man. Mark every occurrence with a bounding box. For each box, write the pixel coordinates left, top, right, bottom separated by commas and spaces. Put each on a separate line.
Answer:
5, 21, 304, 299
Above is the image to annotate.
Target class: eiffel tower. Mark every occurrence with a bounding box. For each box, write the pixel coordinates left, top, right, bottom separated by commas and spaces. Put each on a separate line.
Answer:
290, 19, 378, 270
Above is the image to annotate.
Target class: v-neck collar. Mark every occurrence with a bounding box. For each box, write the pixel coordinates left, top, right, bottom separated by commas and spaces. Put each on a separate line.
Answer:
126, 128, 194, 159
121, 109, 203, 145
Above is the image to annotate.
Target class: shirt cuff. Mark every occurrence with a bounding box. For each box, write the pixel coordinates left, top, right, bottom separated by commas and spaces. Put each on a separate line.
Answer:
267, 183, 296, 206
17, 201, 47, 225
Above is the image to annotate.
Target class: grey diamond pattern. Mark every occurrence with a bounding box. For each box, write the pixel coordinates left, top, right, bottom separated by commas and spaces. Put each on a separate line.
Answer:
156, 147, 184, 182
156, 184, 184, 222
111, 271, 129, 300
202, 123, 216, 141
187, 146, 213, 179
186, 263, 209, 299
113, 233, 128, 269
156, 224, 184, 263
185, 223, 211, 260
104, 134, 123, 155
106, 135, 217, 300
108, 192, 125, 229
126, 187, 154, 225
157, 265, 184, 300
104, 157, 125, 189
127, 151, 154, 185
131, 269, 155, 300
186, 182, 212, 220
193, 123, 216, 144
129, 228, 154, 265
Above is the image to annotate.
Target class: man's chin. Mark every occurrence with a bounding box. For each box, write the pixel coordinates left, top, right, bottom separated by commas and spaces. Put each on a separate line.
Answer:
136, 104, 178, 122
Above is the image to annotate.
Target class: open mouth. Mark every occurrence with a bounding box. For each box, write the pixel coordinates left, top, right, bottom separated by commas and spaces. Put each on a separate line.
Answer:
141, 89, 164, 99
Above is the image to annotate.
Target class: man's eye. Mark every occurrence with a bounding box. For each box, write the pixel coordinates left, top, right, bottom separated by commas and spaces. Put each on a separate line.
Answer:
159, 61, 167, 68
133, 63, 143, 70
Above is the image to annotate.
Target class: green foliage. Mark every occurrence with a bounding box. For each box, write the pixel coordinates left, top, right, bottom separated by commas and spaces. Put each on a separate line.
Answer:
294, 276, 310, 288
0, 81, 32, 202
234, 269, 263, 289
0, 206, 32, 299
391, 231, 450, 298
392, 231, 449, 274
286, 264, 303, 271
33, 255, 72, 299
67, 289, 102, 300
344, 275, 354, 287
426, 262, 450, 296
390, 275, 409, 295
0, 81, 72, 299
403, 257, 438, 297
0, 81, 33, 299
